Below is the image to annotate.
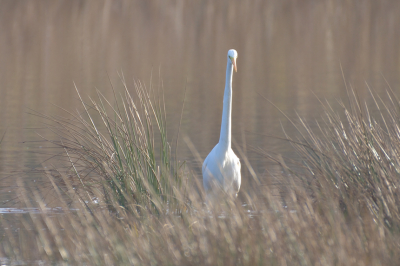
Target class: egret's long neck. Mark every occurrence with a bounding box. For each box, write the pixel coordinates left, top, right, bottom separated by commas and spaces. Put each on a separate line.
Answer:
219, 58, 233, 150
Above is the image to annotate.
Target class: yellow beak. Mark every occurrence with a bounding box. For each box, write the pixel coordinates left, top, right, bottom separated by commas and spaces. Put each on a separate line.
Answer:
232, 57, 237, 72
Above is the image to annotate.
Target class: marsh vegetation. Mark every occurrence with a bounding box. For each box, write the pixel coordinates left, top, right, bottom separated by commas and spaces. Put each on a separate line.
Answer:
1, 1, 400, 265
2, 78, 400, 265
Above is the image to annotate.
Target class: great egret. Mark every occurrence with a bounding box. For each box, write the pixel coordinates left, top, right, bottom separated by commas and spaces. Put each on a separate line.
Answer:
202, 49, 241, 200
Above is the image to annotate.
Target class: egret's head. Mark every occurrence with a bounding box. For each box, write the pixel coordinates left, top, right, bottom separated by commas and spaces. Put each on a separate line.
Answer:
228, 49, 238, 72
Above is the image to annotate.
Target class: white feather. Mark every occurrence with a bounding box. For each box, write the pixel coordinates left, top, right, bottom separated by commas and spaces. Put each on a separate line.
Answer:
202, 49, 241, 199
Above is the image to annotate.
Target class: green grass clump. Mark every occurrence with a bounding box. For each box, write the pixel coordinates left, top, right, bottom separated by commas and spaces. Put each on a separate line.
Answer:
2, 82, 400, 265
34, 76, 184, 215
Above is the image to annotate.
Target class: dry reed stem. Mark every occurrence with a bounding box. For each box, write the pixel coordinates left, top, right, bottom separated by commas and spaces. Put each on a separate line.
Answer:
3, 83, 400, 265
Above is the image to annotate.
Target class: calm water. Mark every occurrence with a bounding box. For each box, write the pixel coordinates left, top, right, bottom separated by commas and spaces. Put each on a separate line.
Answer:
0, 1, 400, 201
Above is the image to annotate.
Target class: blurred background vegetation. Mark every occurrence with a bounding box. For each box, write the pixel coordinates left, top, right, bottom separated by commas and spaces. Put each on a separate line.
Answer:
1, 0, 399, 179
1, 1, 400, 265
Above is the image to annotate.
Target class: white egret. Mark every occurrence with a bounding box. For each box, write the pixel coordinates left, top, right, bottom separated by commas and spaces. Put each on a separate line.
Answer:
202, 49, 241, 200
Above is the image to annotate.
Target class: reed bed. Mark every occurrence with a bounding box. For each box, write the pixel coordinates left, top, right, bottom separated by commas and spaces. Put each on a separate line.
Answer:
2, 80, 400, 265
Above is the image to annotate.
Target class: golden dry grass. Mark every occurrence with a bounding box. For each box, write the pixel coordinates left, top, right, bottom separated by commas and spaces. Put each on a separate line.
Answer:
2, 81, 400, 265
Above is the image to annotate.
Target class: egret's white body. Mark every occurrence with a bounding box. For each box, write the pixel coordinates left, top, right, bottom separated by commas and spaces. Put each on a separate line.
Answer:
202, 49, 241, 199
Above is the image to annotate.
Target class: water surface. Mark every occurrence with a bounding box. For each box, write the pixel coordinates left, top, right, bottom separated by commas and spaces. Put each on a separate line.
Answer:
0, 1, 399, 202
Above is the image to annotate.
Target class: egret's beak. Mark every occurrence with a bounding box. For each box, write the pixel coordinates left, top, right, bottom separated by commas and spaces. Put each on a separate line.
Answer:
232, 57, 237, 72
